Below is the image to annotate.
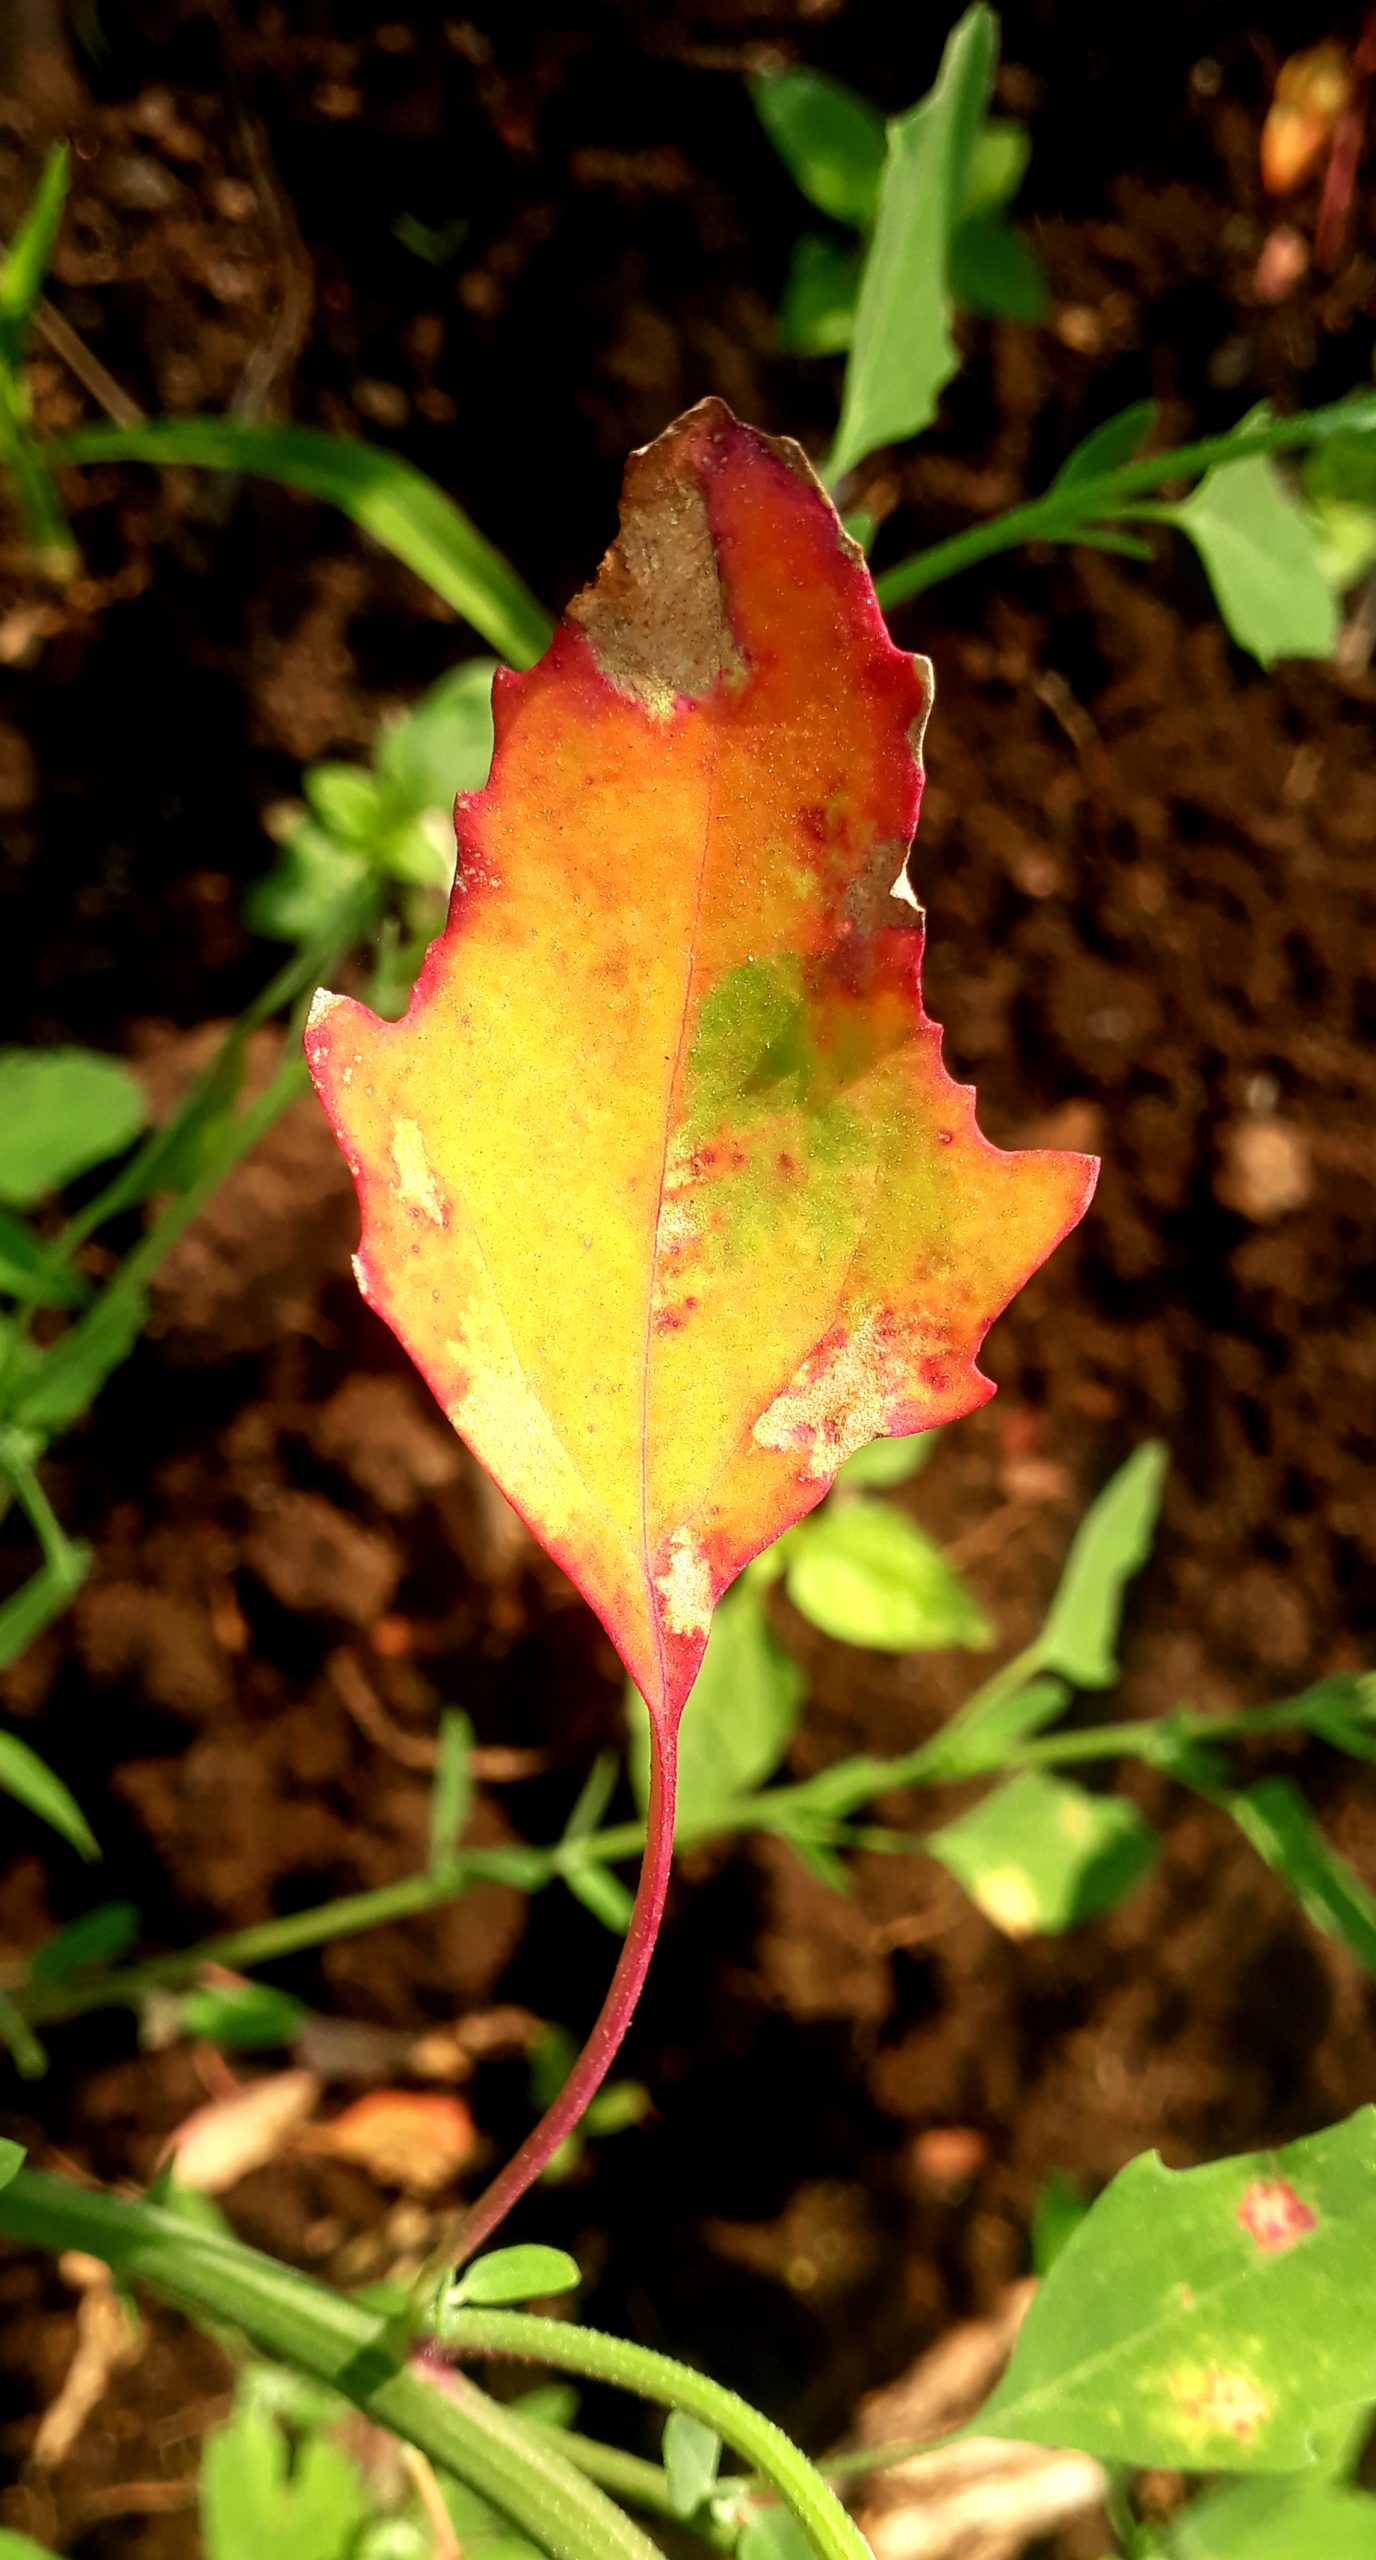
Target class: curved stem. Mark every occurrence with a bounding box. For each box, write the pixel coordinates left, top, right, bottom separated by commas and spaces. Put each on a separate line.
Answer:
438, 1714, 679, 2274
430, 2307, 874, 2560
0, 2168, 662, 2560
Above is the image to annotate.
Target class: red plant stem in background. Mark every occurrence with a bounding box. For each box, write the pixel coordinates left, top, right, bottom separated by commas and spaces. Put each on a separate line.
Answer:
1317, 4, 1376, 270
444, 1721, 679, 2271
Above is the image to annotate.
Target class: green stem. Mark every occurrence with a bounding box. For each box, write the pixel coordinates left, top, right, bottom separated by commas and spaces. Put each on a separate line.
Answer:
0, 2169, 662, 2560
433, 2309, 873, 2560
875, 397, 1376, 608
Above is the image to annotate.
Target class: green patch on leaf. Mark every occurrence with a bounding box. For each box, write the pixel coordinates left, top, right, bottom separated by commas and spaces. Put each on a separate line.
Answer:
928, 1770, 1155, 1935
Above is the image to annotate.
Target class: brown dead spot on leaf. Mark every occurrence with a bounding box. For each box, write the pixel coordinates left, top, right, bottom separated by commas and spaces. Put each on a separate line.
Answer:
1237, 2176, 1317, 2252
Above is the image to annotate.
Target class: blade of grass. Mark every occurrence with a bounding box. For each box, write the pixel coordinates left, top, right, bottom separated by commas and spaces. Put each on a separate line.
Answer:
47, 420, 553, 666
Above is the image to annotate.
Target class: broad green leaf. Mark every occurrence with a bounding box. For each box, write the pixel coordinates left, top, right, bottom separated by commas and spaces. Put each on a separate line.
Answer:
738, 2516, 815, 2560
786, 1497, 991, 1653
29, 1900, 139, 1982
751, 69, 886, 228
0, 2136, 25, 2189
777, 232, 862, 358
982, 2106, 1376, 2469
1033, 1440, 1167, 1689
0, 2536, 56, 2560
1169, 450, 1339, 667
458, 2245, 581, 2307
202, 2399, 369, 2560
377, 658, 498, 808
52, 421, 554, 669
1225, 1778, 1376, 1976
246, 820, 378, 947
662, 2412, 722, 2518
0, 1725, 98, 1857
304, 762, 386, 844
627, 1579, 805, 1831
307, 402, 1093, 1732
829, 5, 997, 480
0, 145, 69, 373
961, 119, 1030, 217
582, 2079, 650, 2136
928, 1770, 1155, 1935
0, 1048, 147, 1207
180, 1982, 305, 2048
1161, 2474, 1376, 2559
1053, 399, 1158, 491
836, 1428, 937, 1488
1302, 418, 1376, 589
1031, 2173, 1089, 2274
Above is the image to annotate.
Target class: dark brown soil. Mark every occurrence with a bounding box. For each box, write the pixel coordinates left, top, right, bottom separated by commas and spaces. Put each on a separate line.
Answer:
2, 4, 1376, 2554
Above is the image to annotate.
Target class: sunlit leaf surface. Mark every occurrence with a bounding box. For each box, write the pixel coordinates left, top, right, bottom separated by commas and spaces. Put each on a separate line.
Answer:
308, 401, 1094, 1728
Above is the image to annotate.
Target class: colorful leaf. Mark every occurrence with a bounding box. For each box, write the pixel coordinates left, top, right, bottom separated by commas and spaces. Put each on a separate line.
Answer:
307, 400, 1094, 1739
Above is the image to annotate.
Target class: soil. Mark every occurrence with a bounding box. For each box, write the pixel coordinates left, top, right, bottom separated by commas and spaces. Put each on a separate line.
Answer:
2, 3, 1376, 2555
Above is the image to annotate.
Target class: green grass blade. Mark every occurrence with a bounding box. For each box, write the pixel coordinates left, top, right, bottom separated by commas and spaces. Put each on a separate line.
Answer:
48, 421, 554, 666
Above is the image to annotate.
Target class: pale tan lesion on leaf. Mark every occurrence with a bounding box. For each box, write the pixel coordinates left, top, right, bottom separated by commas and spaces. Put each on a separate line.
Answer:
751, 1308, 903, 1477
390, 1119, 446, 1226
654, 1524, 714, 1638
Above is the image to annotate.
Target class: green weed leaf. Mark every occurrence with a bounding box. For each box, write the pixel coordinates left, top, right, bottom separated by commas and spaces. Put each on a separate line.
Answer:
928, 1770, 1155, 1935
0, 2137, 25, 2190
982, 2107, 1376, 2468
1053, 400, 1158, 491
785, 1498, 992, 1652
202, 2399, 369, 2560
52, 422, 553, 668
458, 2245, 581, 2308
565, 1862, 636, 1935
180, 1982, 305, 2049
777, 232, 862, 357
28, 1900, 139, 1982
829, 4, 997, 480
0, 146, 69, 372
1033, 1440, 1167, 1689
662, 2411, 722, 2517
752, 69, 885, 228
0, 1544, 92, 1675
0, 1209, 86, 1308
1160, 2474, 1376, 2558
837, 1430, 937, 1489
0, 1727, 98, 1858
1169, 449, 1338, 667
0, 1048, 147, 1208
1226, 1779, 1376, 1977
